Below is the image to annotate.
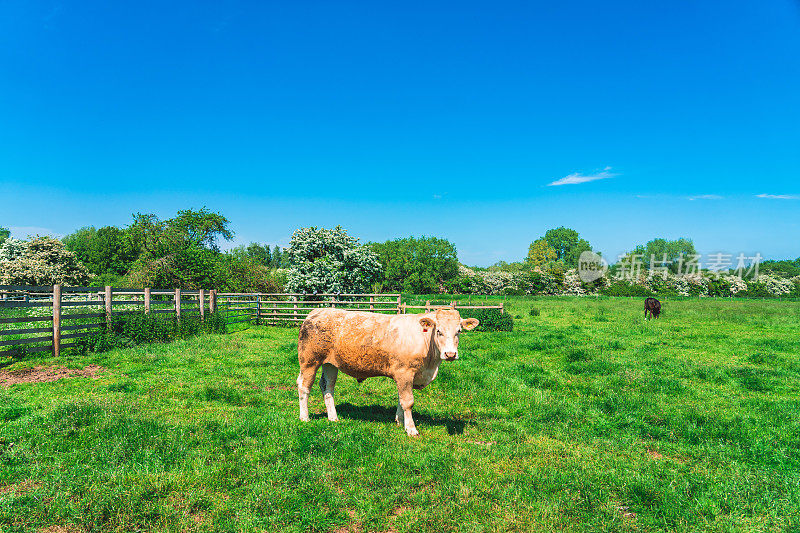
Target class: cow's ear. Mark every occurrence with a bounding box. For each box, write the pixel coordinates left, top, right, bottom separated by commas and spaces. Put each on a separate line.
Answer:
461, 318, 479, 330
419, 317, 436, 329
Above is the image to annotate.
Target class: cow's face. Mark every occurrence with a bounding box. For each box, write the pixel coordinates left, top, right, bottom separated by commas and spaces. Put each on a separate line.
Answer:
420, 310, 479, 361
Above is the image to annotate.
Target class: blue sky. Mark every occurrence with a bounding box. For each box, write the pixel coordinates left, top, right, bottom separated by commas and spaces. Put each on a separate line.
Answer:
1, 1, 798, 266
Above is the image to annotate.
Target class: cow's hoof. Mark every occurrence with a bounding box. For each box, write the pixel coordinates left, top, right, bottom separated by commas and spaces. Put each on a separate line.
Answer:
299, 416, 310, 422
406, 428, 419, 437
328, 417, 339, 422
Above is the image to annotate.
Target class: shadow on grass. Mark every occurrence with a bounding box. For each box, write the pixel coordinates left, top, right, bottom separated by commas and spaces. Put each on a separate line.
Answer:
318, 402, 472, 435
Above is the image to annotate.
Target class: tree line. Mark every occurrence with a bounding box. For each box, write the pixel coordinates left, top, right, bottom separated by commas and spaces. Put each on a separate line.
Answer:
1, 209, 798, 294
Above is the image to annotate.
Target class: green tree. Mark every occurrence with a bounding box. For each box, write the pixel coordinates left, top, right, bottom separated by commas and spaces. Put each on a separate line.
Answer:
246, 243, 271, 265
125, 208, 233, 288
527, 238, 558, 268
0, 227, 9, 246
285, 226, 380, 294
272, 246, 284, 269
63, 226, 137, 278
542, 227, 592, 269
216, 254, 285, 292
62, 226, 97, 265
630, 237, 697, 273
486, 261, 530, 273
370, 237, 459, 293
128, 208, 232, 258
760, 258, 800, 278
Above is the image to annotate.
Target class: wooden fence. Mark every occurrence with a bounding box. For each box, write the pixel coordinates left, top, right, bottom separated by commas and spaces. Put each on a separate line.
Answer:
1, 286, 503, 358
401, 300, 505, 314
0, 285, 214, 358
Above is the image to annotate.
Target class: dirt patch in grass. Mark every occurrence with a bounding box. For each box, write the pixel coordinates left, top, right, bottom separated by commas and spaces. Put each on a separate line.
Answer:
646, 448, 665, 460
263, 384, 293, 391
466, 439, 496, 447
37, 526, 82, 533
0, 365, 104, 388
646, 447, 686, 463
333, 509, 361, 533
0, 479, 41, 495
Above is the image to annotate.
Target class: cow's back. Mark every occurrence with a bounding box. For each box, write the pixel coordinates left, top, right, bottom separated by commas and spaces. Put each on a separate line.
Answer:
298, 309, 427, 380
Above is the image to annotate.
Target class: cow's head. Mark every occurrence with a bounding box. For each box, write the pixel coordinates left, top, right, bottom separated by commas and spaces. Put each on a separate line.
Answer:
419, 309, 479, 361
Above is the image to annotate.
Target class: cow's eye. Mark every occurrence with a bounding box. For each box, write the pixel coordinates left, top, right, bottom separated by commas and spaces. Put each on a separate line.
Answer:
436, 330, 443, 337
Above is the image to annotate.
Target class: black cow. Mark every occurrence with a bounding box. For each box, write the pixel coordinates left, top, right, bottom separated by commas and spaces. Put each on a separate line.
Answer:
644, 297, 661, 319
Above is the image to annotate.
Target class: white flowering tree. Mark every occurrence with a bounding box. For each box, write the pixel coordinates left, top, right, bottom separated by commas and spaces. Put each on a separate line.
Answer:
0, 237, 27, 263
284, 226, 381, 294
0, 236, 90, 285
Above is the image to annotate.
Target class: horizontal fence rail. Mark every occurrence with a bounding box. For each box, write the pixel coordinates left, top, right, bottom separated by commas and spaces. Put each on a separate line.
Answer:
214, 293, 403, 326
1, 285, 504, 358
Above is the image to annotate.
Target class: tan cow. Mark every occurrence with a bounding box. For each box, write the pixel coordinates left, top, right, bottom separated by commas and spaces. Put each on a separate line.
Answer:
297, 308, 479, 436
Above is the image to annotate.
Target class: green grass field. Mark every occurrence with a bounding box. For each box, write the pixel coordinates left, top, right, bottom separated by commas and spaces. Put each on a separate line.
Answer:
2, 297, 800, 532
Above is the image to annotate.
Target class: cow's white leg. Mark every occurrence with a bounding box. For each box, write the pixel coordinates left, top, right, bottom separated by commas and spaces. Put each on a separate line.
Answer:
395, 400, 403, 426
396, 378, 418, 437
321, 363, 339, 421
297, 367, 318, 422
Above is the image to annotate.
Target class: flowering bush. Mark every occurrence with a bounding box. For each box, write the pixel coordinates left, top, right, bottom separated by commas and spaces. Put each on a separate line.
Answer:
562, 269, 587, 296
746, 274, 794, 297
284, 226, 381, 294
596, 270, 795, 298
0, 236, 90, 285
0, 238, 26, 262
727, 275, 748, 295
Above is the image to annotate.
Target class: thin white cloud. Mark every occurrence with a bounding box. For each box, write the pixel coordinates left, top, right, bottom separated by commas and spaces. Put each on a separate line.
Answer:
548, 167, 615, 186
10, 226, 60, 239
689, 194, 723, 201
756, 194, 799, 200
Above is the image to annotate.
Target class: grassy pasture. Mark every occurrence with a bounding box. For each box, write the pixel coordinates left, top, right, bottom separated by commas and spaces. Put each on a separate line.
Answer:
1, 297, 800, 532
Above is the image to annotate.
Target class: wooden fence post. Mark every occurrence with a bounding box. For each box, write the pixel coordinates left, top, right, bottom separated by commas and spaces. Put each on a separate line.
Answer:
500, 302, 504, 314
370, 296, 375, 312
175, 288, 181, 320
52, 284, 61, 357
105, 286, 113, 329
210, 290, 217, 314
293, 296, 298, 321
256, 294, 261, 325
199, 289, 205, 320
144, 287, 151, 314
425, 300, 430, 312
401, 303, 407, 314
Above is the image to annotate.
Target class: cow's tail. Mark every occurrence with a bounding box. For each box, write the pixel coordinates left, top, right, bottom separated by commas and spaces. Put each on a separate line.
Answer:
319, 371, 327, 393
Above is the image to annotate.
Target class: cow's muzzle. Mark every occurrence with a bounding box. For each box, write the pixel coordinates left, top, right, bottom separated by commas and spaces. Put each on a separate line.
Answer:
443, 352, 458, 361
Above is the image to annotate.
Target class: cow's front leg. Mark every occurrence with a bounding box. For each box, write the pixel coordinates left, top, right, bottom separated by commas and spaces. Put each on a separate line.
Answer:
395, 376, 418, 437
297, 365, 319, 422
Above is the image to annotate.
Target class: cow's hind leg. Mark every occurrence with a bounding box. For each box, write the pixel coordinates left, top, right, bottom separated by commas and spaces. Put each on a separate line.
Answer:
320, 363, 339, 421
